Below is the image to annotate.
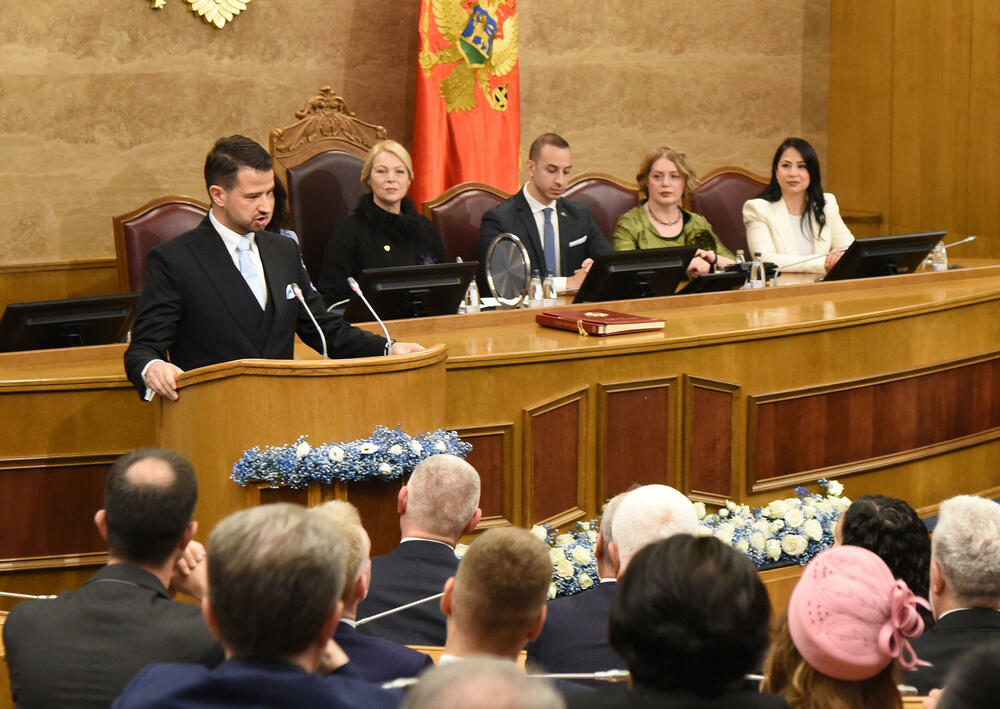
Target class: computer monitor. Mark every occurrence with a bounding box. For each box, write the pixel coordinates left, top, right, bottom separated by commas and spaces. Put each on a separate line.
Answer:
573, 246, 697, 303
342, 262, 479, 322
823, 231, 946, 281
0, 293, 140, 353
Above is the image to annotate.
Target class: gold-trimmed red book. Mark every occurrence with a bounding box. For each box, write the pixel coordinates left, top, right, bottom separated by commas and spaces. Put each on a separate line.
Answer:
535, 308, 665, 336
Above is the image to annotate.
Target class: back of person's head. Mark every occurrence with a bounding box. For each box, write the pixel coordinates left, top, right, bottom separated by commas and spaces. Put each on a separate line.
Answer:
361, 139, 414, 185
635, 146, 700, 200
840, 494, 931, 598
404, 454, 480, 541
103, 447, 197, 566
610, 484, 698, 571
310, 500, 369, 600
932, 495, 1000, 606
450, 527, 550, 648
936, 643, 1000, 709
528, 133, 570, 161
267, 174, 291, 232
204, 135, 272, 191
608, 534, 770, 696
599, 491, 628, 547
403, 656, 564, 709
207, 503, 346, 659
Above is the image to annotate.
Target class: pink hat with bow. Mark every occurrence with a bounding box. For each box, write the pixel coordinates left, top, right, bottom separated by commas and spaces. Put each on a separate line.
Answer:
788, 544, 929, 681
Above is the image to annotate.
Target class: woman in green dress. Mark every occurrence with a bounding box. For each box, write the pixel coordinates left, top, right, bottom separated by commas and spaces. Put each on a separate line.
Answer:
613, 146, 735, 276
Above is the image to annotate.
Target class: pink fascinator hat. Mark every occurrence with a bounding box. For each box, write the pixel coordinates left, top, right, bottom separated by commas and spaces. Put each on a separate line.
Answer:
788, 544, 929, 681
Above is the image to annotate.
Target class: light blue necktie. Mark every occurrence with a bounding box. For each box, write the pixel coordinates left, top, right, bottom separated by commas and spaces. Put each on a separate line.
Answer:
542, 207, 558, 276
236, 235, 266, 309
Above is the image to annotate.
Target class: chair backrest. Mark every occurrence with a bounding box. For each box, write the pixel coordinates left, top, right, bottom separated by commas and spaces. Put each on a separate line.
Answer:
113, 196, 209, 292
269, 87, 388, 282
422, 181, 511, 264
689, 167, 769, 257
563, 172, 640, 245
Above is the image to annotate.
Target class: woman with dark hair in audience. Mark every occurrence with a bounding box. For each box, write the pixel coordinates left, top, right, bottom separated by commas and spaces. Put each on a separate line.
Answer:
743, 137, 854, 274
317, 140, 445, 307
764, 545, 928, 709
923, 643, 1000, 709
613, 146, 735, 276
265, 176, 300, 245
567, 534, 785, 708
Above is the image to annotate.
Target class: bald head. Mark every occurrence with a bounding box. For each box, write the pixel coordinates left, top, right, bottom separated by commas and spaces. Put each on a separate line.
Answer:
402, 455, 481, 543
611, 484, 698, 572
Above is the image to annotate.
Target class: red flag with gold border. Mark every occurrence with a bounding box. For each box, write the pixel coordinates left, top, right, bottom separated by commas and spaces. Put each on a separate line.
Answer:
410, 0, 520, 208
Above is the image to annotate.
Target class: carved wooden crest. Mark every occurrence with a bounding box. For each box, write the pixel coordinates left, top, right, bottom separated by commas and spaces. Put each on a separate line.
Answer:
270, 87, 388, 159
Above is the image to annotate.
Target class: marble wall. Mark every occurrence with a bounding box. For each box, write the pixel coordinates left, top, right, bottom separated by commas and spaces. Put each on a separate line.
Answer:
0, 0, 828, 265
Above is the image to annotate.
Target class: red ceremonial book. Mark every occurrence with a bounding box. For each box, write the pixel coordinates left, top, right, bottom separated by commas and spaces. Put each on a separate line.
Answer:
535, 308, 665, 336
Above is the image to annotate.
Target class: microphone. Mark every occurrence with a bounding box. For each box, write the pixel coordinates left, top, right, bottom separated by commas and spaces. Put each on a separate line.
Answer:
346, 276, 395, 356
290, 283, 327, 360
943, 235, 976, 250
0, 590, 57, 599
380, 668, 631, 690
771, 246, 850, 284
354, 592, 444, 627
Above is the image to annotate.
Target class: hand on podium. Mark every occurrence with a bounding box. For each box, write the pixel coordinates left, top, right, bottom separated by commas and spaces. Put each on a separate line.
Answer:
390, 342, 425, 355
145, 360, 184, 401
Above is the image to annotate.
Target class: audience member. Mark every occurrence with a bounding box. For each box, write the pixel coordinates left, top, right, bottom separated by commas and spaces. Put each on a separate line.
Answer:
440, 527, 551, 662
357, 454, 481, 645
764, 545, 927, 709
480, 132, 612, 292
404, 656, 564, 709
310, 500, 434, 682
904, 495, 1000, 694
613, 146, 735, 276
610, 483, 699, 572
3, 447, 223, 709
112, 503, 399, 708
923, 643, 1000, 709
568, 534, 783, 708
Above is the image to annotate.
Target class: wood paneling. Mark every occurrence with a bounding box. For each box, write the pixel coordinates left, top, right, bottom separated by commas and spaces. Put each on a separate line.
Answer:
459, 425, 514, 528
342, 479, 403, 557
0, 259, 119, 314
525, 389, 588, 527
686, 378, 737, 502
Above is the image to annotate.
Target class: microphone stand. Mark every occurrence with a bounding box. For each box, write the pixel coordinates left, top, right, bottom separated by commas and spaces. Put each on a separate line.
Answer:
771, 246, 850, 286
291, 283, 327, 360
354, 592, 444, 627
347, 276, 395, 356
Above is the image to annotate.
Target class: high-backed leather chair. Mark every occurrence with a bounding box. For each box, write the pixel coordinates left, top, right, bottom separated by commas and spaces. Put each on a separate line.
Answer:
689, 167, 769, 256
563, 172, 640, 245
113, 196, 209, 292
269, 87, 388, 282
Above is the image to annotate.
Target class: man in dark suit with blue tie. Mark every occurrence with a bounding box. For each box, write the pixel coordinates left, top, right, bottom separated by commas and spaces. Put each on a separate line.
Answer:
124, 135, 421, 401
479, 133, 612, 292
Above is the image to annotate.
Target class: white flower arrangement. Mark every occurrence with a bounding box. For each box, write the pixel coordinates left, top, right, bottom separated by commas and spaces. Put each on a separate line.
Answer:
230, 426, 472, 488
539, 520, 601, 599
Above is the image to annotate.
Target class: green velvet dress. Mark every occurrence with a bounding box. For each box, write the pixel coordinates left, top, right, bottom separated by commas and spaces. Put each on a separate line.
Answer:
612, 205, 735, 260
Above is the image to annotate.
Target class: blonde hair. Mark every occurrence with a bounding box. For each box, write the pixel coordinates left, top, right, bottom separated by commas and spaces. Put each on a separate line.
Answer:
635, 146, 699, 201
360, 139, 414, 187
310, 500, 369, 600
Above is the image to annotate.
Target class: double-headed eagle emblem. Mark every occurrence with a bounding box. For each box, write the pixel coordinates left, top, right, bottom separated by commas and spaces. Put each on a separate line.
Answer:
419, 0, 518, 113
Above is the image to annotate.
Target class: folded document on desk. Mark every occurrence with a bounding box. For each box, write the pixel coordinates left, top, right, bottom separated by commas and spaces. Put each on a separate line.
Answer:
535, 308, 665, 336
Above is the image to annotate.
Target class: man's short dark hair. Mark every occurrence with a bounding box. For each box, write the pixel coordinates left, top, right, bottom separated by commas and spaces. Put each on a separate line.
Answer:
104, 447, 198, 566
841, 494, 931, 598
204, 135, 273, 192
528, 133, 570, 162
608, 534, 770, 697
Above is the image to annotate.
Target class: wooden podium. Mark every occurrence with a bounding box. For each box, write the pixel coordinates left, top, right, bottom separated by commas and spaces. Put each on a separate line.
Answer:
158, 345, 448, 554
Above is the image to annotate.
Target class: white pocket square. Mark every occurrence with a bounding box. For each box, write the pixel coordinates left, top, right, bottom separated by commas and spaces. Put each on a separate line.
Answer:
568, 235, 588, 247
285, 284, 296, 300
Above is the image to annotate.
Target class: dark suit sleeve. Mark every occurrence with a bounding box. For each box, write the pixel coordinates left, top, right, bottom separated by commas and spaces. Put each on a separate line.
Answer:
585, 210, 613, 258
317, 223, 358, 305
479, 204, 508, 267
123, 248, 182, 396
296, 266, 387, 358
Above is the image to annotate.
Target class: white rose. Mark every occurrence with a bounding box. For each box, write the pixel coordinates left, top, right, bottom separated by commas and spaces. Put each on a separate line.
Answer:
587, 530, 598, 543
434, 441, 446, 452
765, 539, 782, 561
554, 533, 575, 547
782, 534, 808, 556
693, 501, 707, 519
578, 573, 594, 590
826, 480, 844, 497
715, 522, 736, 546
549, 548, 567, 564
784, 508, 805, 528
548, 583, 558, 600
836, 497, 852, 510
736, 539, 750, 553
731, 515, 748, 527
801, 505, 816, 519
767, 500, 787, 517
770, 520, 785, 532
530, 525, 548, 541
378, 462, 392, 476
755, 520, 772, 536
750, 532, 766, 551
359, 442, 378, 454
572, 546, 593, 564
697, 525, 714, 537
578, 521, 592, 531
803, 518, 824, 541
389, 444, 403, 456
295, 441, 311, 459
410, 441, 423, 455
718, 508, 729, 518
328, 446, 344, 462
555, 559, 574, 579
815, 500, 833, 514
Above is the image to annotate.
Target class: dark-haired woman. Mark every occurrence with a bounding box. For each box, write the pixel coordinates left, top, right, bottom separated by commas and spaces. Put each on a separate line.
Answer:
743, 137, 853, 274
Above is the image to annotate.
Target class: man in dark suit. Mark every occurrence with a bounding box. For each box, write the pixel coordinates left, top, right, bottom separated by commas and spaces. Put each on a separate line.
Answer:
124, 135, 421, 401
311, 500, 433, 683
357, 454, 481, 646
3, 448, 224, 709
113, 503, 400, 709
904, 495, 1000, 694
479, 133, 612, 291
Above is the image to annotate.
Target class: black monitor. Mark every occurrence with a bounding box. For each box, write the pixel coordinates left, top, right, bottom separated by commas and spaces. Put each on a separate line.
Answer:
0, 293, 140, 353
823, 231, 945, 281
342, 262, 479, 322
573, 246, 697, 303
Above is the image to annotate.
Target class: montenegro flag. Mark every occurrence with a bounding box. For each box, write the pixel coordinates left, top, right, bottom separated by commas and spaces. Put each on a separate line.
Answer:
410, 0, 520, 208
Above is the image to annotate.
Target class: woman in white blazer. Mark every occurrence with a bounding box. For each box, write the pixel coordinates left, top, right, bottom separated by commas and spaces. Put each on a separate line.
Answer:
742, 137, 854, 274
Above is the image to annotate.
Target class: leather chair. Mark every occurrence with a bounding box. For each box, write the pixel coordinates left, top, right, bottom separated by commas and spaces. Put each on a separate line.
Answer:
269, 87, 388, 282
113, 196, 209, 292
689, 167, 769, 257
563, 172, 640, 246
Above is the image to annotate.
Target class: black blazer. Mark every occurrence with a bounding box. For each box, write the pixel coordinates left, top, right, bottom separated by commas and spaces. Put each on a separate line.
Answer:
356, 539, 459, 646
479, 190, 612, 278
334, 621, 433, 683
904, 607, 1000, 693
123, 217, 386, 396
3, 564, 223, 709
566, 685, 788, 709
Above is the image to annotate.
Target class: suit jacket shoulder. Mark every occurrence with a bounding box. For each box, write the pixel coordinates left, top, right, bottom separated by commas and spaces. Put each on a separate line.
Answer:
334, 623, 433, 683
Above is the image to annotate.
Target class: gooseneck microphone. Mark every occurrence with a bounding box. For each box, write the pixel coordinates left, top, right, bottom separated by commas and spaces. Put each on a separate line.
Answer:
771, 246, 850, 284
346, 277, 395, 356
290, 283, 327, 360
354, 592, 444, 627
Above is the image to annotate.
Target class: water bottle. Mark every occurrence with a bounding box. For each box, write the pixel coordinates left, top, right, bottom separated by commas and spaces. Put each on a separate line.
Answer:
542, 274, 557, 307
735, 249, 746, 265
462, 278, 479, 314
749, 252, 765, 289
931, 240, 948, 272
528, 270, 543, 307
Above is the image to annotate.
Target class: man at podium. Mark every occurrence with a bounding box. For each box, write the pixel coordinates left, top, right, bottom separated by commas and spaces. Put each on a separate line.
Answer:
124, 135, 422, 401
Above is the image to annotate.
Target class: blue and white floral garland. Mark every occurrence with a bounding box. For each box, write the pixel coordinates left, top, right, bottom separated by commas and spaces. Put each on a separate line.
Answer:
231, 425, 472, 488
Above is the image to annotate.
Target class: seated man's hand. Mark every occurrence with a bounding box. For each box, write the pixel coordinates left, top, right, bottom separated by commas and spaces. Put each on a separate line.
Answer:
145, 360, 184, 401
825, 250, 844, 271
169, 540, 208, 600
390, 342, 425, 355
565, 258, 594, 291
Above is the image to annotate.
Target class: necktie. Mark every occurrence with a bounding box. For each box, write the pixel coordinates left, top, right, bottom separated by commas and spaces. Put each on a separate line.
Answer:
236, 236, 266, 309
542, 207, 558, 276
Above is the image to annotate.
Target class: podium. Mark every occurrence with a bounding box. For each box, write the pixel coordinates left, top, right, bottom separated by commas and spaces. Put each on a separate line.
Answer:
158, 345, 448, 554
